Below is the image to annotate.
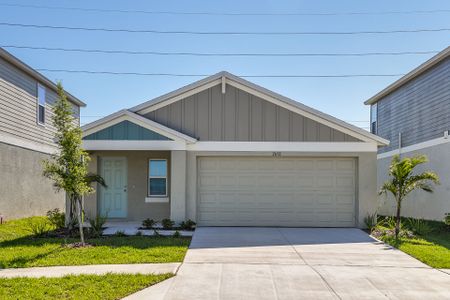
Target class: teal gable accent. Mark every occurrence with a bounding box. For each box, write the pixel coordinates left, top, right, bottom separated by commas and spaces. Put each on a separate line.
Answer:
83, 120, 172, 140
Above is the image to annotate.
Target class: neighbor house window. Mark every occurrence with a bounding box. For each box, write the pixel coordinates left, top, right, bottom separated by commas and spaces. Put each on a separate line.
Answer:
148, 159, 167, 196
370, 103, 377, 134
37, 84, 46, 125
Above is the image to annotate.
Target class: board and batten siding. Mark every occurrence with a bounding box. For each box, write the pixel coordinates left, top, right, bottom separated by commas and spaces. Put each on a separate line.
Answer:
144, 84, 360, 142
0, 57, 80, 149
376, 56, 450, 153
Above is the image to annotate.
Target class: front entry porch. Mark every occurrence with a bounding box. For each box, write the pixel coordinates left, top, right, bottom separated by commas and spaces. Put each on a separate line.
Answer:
83, 150, 187, 224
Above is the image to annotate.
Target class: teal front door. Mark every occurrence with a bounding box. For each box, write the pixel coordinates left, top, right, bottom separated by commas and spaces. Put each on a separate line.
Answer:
99, 157, 127, 218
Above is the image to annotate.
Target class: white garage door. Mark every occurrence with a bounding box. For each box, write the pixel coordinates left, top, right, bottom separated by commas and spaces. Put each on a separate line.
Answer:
197, 157, 356, 227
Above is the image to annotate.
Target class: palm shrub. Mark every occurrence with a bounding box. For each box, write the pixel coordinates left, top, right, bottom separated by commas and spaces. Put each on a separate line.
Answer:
42, 83, 106, 246
379, 154, 439, 240
89, 215, 107, 237
364, 212, 378, 233
142, 218, 156, 229
161, 218, 175, 230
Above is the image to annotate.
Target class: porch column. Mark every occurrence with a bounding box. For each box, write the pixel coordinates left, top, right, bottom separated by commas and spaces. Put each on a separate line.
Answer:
170, 150, 187, 223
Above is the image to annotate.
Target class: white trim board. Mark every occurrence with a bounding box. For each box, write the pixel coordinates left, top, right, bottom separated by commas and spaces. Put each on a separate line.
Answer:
83, 140, 187, 151
83, 140, 377, 153
377, 136, 450, 159
82, 110, 197, 143
128, 71, 389, 146
0, 131, 56, 154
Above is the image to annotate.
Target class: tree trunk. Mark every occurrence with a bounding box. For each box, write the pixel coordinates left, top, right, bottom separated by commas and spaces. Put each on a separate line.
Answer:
395, 198, 402, 240
76, 196, 85, 246
68, 195, 75, 231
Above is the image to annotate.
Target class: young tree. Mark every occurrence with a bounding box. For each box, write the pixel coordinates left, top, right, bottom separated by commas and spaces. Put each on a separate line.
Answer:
379, 154, 439, 240
43, 83, 105, 245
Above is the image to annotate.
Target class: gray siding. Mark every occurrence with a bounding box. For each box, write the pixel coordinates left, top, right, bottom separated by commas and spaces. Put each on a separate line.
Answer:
376, 57, 450, 153
144, 85, 359, 142
0, 57, 80, 149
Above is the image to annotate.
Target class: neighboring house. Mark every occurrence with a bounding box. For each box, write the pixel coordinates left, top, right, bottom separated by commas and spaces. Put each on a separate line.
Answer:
82, 71, 388, 228
365, 46, 450, 221
0, 48, 86, 220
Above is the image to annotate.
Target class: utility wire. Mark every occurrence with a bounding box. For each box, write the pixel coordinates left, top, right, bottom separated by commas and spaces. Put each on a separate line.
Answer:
36, 68, 405, 78
0, 45, 440, 57
1, 3, 450, 16
1, 22, 449, 35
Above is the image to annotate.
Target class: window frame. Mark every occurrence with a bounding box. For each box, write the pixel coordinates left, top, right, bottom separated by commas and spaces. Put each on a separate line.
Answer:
37, 83, 46, 126
370, 103, 377, 134
148, 159, 168, 197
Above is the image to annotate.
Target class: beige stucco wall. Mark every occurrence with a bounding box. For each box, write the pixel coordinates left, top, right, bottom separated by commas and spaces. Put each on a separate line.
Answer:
0, 142, 64, 220
84, 150, 171, 222
377, 142, 450, 221
185, 151, 378, 228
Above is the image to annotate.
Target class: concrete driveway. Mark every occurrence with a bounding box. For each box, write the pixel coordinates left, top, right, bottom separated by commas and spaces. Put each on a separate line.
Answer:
147, 228, 450, 299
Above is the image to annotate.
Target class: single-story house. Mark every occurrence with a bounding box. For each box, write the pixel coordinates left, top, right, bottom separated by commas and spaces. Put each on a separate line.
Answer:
81, 71, 388, 228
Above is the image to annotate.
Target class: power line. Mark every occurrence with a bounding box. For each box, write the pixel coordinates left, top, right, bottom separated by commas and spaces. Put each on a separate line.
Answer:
1, 3, 450, 16
36, 68, 405, 78
0, 45, 440, 57
1, 22, 449, 35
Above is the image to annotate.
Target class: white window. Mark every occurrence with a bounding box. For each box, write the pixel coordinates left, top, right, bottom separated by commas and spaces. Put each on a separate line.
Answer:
370, 103, 377, 134
37, 84, 46, 125
148, 159, 167, 196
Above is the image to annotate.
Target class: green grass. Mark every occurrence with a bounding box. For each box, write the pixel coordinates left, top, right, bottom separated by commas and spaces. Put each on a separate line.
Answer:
0, 217, 191, 268
0, 273, 173, 300
375, 217, 450, 269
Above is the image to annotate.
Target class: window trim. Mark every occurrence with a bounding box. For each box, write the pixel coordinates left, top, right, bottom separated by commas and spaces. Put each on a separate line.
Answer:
37, 83, 46, 126
148, 159, 168, 197
370, 103, 377, 134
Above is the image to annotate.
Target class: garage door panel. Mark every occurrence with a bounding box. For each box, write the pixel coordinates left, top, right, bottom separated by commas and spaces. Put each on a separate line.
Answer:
197, 157, 356, 227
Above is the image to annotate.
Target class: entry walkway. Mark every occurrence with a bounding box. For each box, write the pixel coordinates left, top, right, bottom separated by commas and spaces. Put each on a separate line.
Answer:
0, 263, 180, 278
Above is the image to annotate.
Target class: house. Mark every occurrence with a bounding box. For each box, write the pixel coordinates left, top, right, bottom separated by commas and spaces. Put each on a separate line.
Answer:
82, 71, 388, 228
0, 48, 86, 220
365, 46, 450, 221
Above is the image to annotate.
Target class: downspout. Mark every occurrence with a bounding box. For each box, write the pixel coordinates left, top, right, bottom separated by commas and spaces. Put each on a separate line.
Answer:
398, 132, 402, 157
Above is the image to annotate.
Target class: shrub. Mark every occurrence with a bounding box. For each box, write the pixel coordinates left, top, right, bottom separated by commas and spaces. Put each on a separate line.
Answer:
180, 219, 196, 231
445, 213, 450, 226
142, 218, 156, 229
382, 216, 401, 230
114, 230, 127, 237
173, 230, 181, 238
46, 208, 65, 229
364, 213, 378, 232
28, 218, 52, 237
89, 215, 107, 237
135, 230, 143, 236
161, 218, 175, 230
406, 218, 432, 236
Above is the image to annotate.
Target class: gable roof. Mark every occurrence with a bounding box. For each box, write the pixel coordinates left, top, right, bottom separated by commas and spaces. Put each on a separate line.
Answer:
82, 109, 197, 143
0, 48, 86, 107
364, 46, 450, 105
130, 71, 388, 146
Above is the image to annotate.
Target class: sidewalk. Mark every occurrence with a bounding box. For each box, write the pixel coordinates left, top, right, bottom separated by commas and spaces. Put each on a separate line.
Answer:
0, 263, 180, 278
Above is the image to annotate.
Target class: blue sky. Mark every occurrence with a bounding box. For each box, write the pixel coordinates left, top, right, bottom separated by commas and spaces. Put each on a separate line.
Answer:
1, 0, 449, 130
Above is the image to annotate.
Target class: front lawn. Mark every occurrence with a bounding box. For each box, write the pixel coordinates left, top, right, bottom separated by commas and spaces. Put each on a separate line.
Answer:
0, 273, 173, 300
373, 217, 450, 269
0, 217, 191, 268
